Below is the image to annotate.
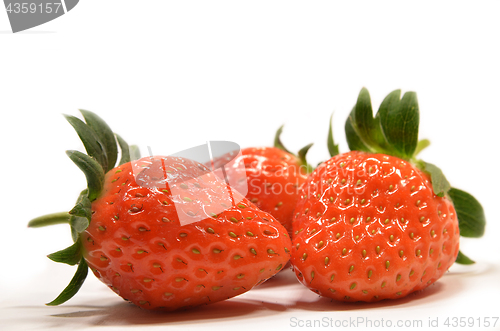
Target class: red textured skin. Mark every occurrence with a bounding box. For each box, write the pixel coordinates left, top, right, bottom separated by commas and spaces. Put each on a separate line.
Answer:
81, 156, 291, 310
214, 147, 309, 235
291, 151, 460, 302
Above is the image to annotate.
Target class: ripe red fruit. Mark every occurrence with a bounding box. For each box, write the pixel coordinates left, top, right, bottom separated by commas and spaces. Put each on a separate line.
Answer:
85, 157, 291, 310
292, 151, 459, 301
290, 88, 485, 302
213, 127, 312, 235
29, 111, 291, 310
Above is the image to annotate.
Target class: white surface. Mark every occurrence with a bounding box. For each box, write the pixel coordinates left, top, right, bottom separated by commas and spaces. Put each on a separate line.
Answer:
1, 1, 500, 330
1, 264, 500, 330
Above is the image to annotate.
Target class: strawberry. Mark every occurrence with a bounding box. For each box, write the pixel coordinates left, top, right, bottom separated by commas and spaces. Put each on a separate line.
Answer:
290, 88, 485, 302
212, 126, 312, 235
29, 111, 291, 310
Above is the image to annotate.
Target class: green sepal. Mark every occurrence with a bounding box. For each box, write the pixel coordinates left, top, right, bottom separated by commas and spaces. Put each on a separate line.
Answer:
297, 143, 314, 173
417, 161, 451, 197
344, 88, 395, 154
68, 189, 92, 242
130, 145, 141, 161
414, 139, 431, 157
327, 113, 340, 157
342, 89, 423, 160
46, 258, 88, 306
343, 88, 420, 159
448, 187, 486, 238
64, 114, 108, 171
375, 89, 401, 155
273, 125, 313, 172
69, 189, 92, 222
70, 216, 89, 243
345, 108, 372, 152
455, 250, 475, 265
116, 134, 131, 165
28, 212, 70, 228
66, 150, 105, 201
379, 91, 419, 159
79, 110, 118, 172
352, 87, 381, 149
47, 239, 82, 266
273, 125, 292, 154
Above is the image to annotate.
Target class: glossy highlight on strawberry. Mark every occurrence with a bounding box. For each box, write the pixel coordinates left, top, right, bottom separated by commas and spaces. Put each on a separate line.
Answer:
28, 110, 291, 311
212, 126, 312, 235
289, 88, 485, 302
214, 145, 309, 235
85, 156, 291, 310
291, 151, 460, 301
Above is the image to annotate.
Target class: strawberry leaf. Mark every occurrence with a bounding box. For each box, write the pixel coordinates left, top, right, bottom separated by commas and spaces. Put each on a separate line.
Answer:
297, 143, 314, 173
345, 108, 372, 152
375, 90, 400, 154
414, 139, 431, 157
353, 88, 377, 145
66, 150, 105, 201
70, 216, 89, 243
47, 240, 82, 266
46, 258, 88, 306
448, 187, 486, 238
69, 189, 92, 222
28, 212, 70, 228
79, 110, 118, 172
327, 113, 340, 157
379, 91, 419, 159
116, 134, 130, 165
345, 88, 394, 154
64, 114, 108, 171
417, 161, 451, 197
273, 125, 292, 154
116, 133, 140, 165
68, 190, 92, 242
455, 250, 475, 265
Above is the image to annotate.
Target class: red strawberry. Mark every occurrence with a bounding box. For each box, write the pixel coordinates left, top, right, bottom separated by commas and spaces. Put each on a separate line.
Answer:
290, 88, 485, 302
29, 111, 291, 310
212, 126, 312, 235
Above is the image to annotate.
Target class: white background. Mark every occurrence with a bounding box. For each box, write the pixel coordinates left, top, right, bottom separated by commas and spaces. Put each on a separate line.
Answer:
1, 1, 499, 330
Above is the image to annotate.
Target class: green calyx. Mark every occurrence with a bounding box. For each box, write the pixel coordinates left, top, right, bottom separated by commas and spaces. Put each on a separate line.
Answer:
340, 87, 421, 160
274, 125, 314, 173
328, 87, 486, 265
28, 110, 139, 306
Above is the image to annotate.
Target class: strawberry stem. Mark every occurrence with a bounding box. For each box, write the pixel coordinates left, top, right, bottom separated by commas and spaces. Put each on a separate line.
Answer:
28, 212, 70, 228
